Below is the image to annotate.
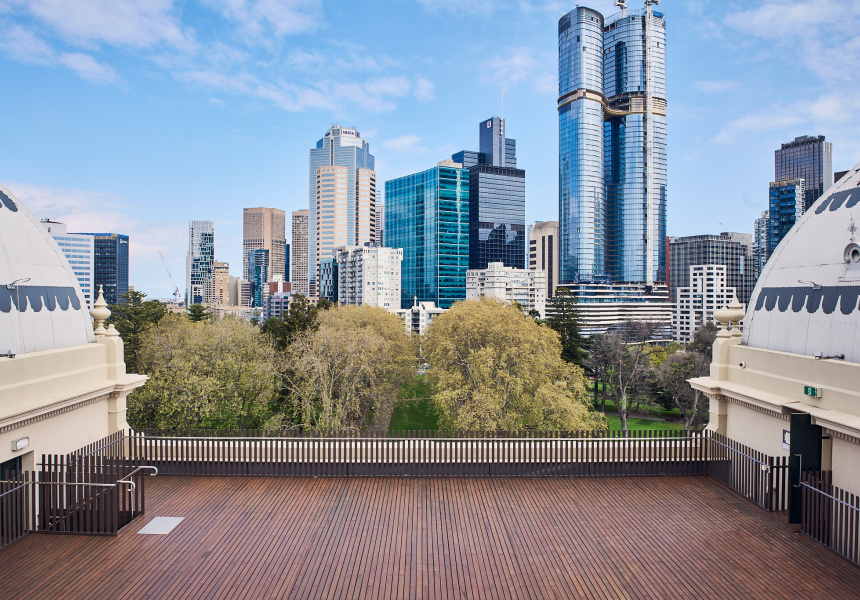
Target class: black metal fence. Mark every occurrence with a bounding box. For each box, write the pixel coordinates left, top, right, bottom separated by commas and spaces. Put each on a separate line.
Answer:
706, 432, 790, 512
801, 471, 860, 566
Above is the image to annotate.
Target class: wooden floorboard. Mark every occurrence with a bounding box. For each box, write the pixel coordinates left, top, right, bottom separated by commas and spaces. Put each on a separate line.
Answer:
1, 475, 859, 600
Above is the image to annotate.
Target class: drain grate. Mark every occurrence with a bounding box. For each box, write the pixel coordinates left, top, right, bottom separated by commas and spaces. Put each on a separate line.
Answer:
137, 517, 184, 535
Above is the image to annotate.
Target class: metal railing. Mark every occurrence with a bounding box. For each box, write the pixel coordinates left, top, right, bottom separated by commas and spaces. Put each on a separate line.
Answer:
801, 471, 860, 565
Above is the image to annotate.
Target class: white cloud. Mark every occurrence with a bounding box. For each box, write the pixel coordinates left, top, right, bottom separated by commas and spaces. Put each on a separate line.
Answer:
382, 134, 427, 154
414, 76, 436, 101
693, 80, 740, 94
208, 0, 322, 37
481, 47, 555, 94
7, 0, 194, 50
416, 0, 500, 15
58, 52, 121, 84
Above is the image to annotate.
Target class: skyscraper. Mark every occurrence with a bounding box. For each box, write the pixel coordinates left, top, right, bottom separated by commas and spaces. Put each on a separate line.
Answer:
242, 207, 286, 282
385, 162, 469, 309
248, 248, 269, 308
753, 210, 770, 279
558, 1, 667, 285
769, 179, 805, 256
40, 220, 95, 308
291, 209, 309, 295
457, 117, 526, 270
308, 126, 376, 296
80, 231, 129, 306
667, 233, 755, 305
186, 220, 214, 306
529, 221, 559, 299
775, 135, 832, 211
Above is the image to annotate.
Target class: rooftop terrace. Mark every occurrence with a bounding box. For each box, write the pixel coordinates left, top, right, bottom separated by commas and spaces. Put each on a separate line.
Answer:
2, 474, 857, 599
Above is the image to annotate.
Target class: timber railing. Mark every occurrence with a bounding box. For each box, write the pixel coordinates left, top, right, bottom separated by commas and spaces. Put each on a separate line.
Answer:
801, 471, 860, 566
706, 432, 789, 512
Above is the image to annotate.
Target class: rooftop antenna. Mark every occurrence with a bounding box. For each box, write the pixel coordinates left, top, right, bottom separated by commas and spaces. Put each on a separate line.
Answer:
615, 0, 627, 17
501, 89, 504, 121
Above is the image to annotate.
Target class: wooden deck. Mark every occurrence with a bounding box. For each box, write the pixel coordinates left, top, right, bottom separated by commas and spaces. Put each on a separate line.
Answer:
1, 476, 857, 599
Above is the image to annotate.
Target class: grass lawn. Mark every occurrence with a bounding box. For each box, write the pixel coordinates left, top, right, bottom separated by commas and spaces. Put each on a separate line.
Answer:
389, 375, 440, 431
605, 414, 683, 431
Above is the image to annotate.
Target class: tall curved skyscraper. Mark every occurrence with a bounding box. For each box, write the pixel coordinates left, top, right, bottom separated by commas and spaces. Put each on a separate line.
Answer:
558, 1, 667, 285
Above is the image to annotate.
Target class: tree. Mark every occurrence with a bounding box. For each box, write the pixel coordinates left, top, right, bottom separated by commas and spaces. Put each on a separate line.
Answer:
108, 290, 166, 373
688, 322, 718, 357
423, 298, 605, 432
127, 315, 283, 430
546, 287, 585, 366
261, 294, 329, 351
283, 305, 415, 431
589, 321, 661, 434
186, 303, 212, 322
657, 350, 710, 434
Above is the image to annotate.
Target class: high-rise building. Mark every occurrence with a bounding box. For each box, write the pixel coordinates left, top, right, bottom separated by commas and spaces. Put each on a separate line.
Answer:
291, 209, 309, 295
40, 220, 95, 308
376, 201, 385, 246
308, 126, 375, 296
211, 261, 231, 306
248, 248, 269, 308
529, 221, 559, 299
775, 135, 832, 211
242, 207, 286, 282
336, 244, 402, 309
558, 2, 667, 285
753, 210, 770, 279
466, 262, 547, 318
769, 179, 805, 255
668, 233, 754, 305
673, 265, 737, 343
384, 162, 469, 309
185, 220, 214, 306
318, 255, 338, 303
454, 117, 526, 270
835, 170, 849, 184
79, 231, 129, 306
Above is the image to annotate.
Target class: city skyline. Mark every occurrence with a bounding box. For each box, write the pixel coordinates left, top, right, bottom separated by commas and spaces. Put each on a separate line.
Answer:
1, 1, 858, 297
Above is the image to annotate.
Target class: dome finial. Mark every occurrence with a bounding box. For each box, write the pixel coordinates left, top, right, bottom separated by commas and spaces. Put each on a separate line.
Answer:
90, 285, 111, 336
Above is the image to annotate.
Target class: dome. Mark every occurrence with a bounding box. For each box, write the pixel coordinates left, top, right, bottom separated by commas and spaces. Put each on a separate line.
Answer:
0, 182, 94, 354
743, 162, 860, 362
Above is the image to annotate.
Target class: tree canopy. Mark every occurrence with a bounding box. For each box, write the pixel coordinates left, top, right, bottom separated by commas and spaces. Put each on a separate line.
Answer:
127, 315, 283, 430
545, 287, 585, 365
282, 305, 415, 431
108, 290, 166, 373
423, 298, 605, 432
261, 294, 331, 351
186, 303, 212, 322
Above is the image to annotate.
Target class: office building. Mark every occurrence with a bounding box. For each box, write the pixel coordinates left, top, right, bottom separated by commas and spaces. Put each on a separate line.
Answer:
529, 221, 559, 299
753, 210, 770, 279
393, 299, 446, 335
40, 220, 95, 308
264, 292, 292, 320
466, 262, 547, 318
384, 162, 470, 309
75, 231, 129, 306
318, 255, 338, 303
453, 117, 525, 270
835, 170, 849, 184
185, 221, 214, 306
242, 208, 286, 282
376, 201, 385, 246
668, 233, 755, 305
551, 282, 672, 338
238, 280, 253, 308
211, 261, 232, 306
291, 209, 309, 296
558, 2, 667, 285
308, 126, 376, 296
769, 179, 805, 255
673, 265, 737, 343
775, 135, 832, 211
248, 248, 269, 308
335, 245, 402, 309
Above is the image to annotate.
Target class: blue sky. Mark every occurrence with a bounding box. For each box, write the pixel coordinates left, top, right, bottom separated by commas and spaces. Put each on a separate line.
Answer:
1, 0, 858, 299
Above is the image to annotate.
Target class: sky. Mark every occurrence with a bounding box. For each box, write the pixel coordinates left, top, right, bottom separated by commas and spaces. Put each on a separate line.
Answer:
1, 0, 859, 299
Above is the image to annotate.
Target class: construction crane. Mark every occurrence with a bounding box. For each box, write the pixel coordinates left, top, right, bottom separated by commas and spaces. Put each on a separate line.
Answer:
158, 251, 181, 303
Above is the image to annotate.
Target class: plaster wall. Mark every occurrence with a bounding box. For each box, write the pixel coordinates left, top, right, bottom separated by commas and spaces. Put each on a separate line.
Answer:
725, 401, 790, 458
831, 437, 860, 497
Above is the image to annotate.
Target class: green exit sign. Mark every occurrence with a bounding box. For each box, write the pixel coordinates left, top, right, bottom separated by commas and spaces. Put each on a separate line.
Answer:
804, 386, 822, 398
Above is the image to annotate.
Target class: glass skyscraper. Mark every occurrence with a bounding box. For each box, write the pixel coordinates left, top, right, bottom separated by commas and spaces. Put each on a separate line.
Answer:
248, 248, 269, 308
768, 179, 805, 257
185, 220, 214, 306
558, 2, 667, 285
775, 135, 832, 212
308, 126, 375, 297
384, 164, 469, 309
81, 231, 129, 306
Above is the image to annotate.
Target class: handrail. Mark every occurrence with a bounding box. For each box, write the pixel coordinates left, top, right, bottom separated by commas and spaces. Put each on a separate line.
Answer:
137, 435, 696, 443
116, 465, 159, 494
0, 481, 30, 497
707, 435, 771, 471
800, 480, 860, 512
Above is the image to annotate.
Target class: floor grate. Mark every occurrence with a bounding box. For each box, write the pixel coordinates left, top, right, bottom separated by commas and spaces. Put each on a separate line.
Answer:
137, 517, 184, 535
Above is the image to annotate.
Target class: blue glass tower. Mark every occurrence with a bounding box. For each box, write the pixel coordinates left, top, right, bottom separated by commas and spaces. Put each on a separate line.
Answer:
248, 248, 269, 308
558, 2, 667, 285
81, 232, 129, 305
768, 179, 805, 257
384, 165, 469, 309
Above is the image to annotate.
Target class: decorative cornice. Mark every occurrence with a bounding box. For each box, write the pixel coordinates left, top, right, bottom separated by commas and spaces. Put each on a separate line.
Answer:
725, 395, 789, 421
0, 392, 110, 434
828, 430, 860, 445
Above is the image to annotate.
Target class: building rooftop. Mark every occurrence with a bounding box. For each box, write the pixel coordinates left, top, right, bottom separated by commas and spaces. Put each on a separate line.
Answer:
2, 475, 857, 599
